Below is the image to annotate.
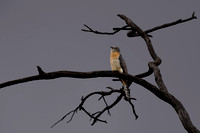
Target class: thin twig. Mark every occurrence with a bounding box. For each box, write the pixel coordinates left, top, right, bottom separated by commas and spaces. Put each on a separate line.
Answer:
81, 24, 129, 35
51, 88, 123, 127
128, 100, 138, 119
81, 107, 107, 124
51, 107, 78, 128
98, 96, 111, 116
91, 93, 123, 125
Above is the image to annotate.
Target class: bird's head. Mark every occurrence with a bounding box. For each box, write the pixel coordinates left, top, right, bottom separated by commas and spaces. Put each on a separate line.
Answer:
110, 46, 120, 52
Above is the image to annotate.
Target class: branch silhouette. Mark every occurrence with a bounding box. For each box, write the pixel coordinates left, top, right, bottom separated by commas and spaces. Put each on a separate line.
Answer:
82, 12, 197, 38
0, 12, 199, 133
51, 88, 123, 128
81, 12, 199, 133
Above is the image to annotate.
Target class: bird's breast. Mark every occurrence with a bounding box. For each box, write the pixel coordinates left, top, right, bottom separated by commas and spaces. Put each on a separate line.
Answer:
110, 58, 123, 73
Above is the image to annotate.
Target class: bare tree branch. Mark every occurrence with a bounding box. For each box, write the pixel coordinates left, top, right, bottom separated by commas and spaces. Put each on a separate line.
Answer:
128, 100, 138, 119
2, 65, 199, 132
51, 87, 135, 127
0, 67, 147, 89
81, 12, 197, 38
143, 12, 197, 35
99, 96, 111, 116
91, 93, 123, 125
81, 24, 130, 35
117, 14, 199, 133
117, 14, 166, 91
1, 65, 199, 132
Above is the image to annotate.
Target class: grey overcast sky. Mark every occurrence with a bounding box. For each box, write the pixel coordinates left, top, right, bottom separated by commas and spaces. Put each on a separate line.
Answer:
0, 0, 199, 133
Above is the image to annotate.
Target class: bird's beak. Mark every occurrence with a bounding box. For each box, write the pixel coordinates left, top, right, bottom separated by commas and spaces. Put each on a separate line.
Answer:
110, 46, 114, 49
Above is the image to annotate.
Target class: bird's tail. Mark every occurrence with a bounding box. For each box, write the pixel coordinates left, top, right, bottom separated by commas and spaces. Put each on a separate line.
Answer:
123, 85, 130, 101
121, 80, 130, 101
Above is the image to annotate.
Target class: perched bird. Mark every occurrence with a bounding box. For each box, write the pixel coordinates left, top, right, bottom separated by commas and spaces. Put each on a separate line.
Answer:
110, 46, 131, 100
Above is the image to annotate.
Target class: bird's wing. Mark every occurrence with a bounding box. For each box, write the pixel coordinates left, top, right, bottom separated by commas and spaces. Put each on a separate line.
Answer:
119, 55, 128, 74
119, 54, 132, 92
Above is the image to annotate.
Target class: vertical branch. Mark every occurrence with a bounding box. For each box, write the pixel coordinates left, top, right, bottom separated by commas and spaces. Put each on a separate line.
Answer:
118, 14, 200, 133
117, 14, 167, 92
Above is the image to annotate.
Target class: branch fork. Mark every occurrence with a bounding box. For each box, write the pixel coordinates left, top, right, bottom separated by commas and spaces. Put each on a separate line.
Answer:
51, 87, 138, 128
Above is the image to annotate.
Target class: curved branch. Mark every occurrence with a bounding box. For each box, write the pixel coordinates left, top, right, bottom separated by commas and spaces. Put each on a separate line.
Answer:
117, 14, 199, 133
0, 67, 142, 89
118, 14, 160, 61
51, 87, 127, 127
0, 66, 155, 91
91, 93, 124, 125
118, 14, 163, 87
0, 66, 199, 132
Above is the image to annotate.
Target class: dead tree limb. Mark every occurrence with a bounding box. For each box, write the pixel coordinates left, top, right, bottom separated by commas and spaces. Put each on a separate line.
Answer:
81, 12, 197, 38
143, 12, 197, 35
81, 13, 199, 133
51, 87, 137, 127
0, 66, 153, 89
1, 66, 199, 132
117, 14, 199, 133
81, 24, 130, 35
